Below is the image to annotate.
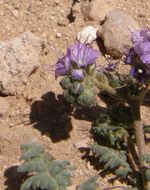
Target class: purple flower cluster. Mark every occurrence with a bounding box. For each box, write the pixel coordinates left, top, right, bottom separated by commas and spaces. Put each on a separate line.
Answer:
125, 29, 150, 82
55, 42, 100, 81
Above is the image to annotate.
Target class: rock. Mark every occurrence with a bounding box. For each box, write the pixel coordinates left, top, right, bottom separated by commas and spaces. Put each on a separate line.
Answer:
11, 9, 19, 18
81, 0, 117, 23
73, 138, 90, 149
77, 26, 98, 44
56, 32, 62, 38
97, 9, 140, 58
0, 97, 10, 117
0, 31, 45, 95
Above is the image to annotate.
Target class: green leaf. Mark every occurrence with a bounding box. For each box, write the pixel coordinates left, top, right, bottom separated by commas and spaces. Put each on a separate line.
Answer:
144, 125, 150, 133
76, 176, 99, 190
18, 156, 47, 173
18, 142, 75, 190
90, 144, 131, 179
20, 173, 58, 190
20, 142, 45, 160
141, 154, 150, 163
145, 169, 150, 181
77, 88, 96, 106
92, 109, 129, 147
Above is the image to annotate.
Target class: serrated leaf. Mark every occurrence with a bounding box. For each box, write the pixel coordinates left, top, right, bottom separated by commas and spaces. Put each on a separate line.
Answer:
92, 112, 129, 147
99, 152, 113, 163
104, 158, 123, 170
21, 173, 58, 190
55, 174, 72, 186
18, 142, 75, 190
20, 142, 45, 161
90, 144, 131, 179
18, 156, 46, 173
115, 168, 131, 179
76, 176, 99, 190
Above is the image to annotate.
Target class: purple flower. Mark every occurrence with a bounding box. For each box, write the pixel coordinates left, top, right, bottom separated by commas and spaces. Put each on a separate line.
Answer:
69, 42, 100, 67
71, 69, 84, 80
55, 42, 100, 79
132, 30, 150, 43
124, 29, 150, 82
130, 64, 148, 83
124, 48, 138, 65
55, 49, 71, 78
134, 42, 150, 66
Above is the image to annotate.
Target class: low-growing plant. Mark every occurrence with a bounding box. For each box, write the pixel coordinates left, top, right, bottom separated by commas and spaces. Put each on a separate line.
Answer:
17, 142, 75, 190
55, 29, 150, 190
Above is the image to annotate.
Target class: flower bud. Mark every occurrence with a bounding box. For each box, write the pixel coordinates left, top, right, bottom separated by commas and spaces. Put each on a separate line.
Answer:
64, 90, 76, 104
77, 88, 96, 106
69, 82, 84, 95
60, 76, 71, 89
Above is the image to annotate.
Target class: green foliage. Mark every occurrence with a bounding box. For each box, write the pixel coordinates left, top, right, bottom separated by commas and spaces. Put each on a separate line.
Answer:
92, 114, 128, 147
144, 125, 150, 133
92, 104, 133, 147
76, 176, 99, 190
108, 104, 133, 125
141, 154, 150, 181
18, 142, 75, 190
97, 71, 143, 97
90, 144, 132, 179
96, 72, 110, 86
114, 74, 144, 98
77, 87, 96, 106
141, 154, 150, 163
61, 76, 96, 107
106, 73, 122, 88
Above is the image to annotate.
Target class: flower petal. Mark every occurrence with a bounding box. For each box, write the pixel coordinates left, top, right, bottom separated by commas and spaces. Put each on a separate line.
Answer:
55, 55, 71, 78
134, 42, 150, 56
132, 30, 150, 43
69, 42, 100, 67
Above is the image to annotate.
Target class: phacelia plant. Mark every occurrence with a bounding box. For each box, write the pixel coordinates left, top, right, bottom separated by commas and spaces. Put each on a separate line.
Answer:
56, 30, 150, 190
17, 142, 75, 190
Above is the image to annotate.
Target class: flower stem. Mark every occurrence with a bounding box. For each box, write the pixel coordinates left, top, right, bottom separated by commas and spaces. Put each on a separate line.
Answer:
93, 78, 117, 96
130, 100, 150, 190
124, 136, 139, 172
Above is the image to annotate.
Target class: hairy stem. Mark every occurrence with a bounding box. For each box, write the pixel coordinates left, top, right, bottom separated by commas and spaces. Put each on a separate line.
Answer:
124, 136, 139, 172
130, 100, 150, 190
94, 78, 117, 96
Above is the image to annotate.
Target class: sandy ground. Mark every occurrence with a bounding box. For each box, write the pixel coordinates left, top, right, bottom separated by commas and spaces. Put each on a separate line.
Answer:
0, 0, 149, 190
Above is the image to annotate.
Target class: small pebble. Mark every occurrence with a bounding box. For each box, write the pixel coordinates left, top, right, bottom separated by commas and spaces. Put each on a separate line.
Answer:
77, 26, 98, 44
56, 32, 62, 38
11, 10, 19, 18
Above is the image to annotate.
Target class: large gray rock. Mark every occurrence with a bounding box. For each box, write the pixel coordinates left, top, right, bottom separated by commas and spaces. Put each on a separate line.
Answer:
81, 0, 117, 23
0, 31, 45, 95
97, 9, 140, 58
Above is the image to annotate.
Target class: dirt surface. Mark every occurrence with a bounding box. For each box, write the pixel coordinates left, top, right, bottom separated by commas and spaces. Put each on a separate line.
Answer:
0, 0, 150, 190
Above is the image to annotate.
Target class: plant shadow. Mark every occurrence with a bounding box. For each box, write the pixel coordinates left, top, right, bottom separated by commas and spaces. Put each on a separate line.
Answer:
4, 165, 24, 190
30, 91, 106, 143
72, 105, 106, 122
30, 91, 74, 143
